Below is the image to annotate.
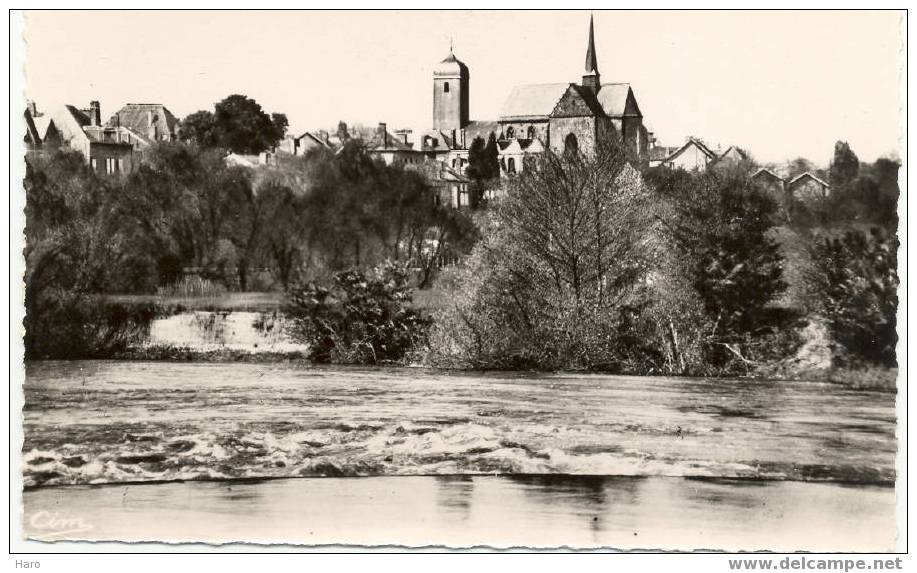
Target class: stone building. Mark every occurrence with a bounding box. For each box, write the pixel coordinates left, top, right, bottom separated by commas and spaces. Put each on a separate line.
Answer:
418, 15, 649, 177
24, 100, 179, 176
106, 103, 180, 143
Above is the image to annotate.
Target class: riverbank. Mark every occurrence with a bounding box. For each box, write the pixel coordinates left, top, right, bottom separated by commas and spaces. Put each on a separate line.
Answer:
22, 475, 896, 550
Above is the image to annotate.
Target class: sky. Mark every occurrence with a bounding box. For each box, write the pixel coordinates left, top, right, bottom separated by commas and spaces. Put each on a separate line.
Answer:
24, 10, 903, 165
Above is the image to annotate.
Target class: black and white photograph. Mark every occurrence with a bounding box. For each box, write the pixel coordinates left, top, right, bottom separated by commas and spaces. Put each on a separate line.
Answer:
10, 7, 907, 557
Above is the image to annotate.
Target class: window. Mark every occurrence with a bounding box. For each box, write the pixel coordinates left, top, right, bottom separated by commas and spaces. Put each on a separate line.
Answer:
564, 133, 579, 156
505, 126, 515, 139
444, 82, 450, 93
90, 158, 98, 172
527, 125, 536, 140
507, 158, 516, 174
105, 157, 118, 174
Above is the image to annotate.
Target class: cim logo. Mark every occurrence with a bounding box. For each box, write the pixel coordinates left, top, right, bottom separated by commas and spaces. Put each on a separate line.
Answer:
28, 511, 92, 538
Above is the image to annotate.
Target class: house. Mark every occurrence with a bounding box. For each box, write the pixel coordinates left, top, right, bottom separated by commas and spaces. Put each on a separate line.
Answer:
366, 123, 424, 166
278, 131, 332, 156
655, 137, 717, 171
711, 145, 750, 169
24, 100, 178, 176
405, 159, 470, 208
107, 103, 180, 143
787, 172, 831, 203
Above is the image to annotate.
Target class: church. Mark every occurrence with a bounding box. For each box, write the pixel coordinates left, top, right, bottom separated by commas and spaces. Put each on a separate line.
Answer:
415, 15, 650, 176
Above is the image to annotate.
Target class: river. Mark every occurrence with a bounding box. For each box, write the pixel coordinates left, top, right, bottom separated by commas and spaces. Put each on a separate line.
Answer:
21, 360, 898, 549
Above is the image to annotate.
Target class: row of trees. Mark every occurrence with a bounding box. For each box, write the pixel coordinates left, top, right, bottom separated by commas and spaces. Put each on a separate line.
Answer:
23, 137, 478, 358
422, 137, 898, 373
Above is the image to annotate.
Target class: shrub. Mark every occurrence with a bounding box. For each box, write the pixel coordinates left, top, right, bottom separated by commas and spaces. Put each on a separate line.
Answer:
286, 261, 431, 364
24, 292, 155, 360
811, 227, 898, 366
156, 276, 227, 298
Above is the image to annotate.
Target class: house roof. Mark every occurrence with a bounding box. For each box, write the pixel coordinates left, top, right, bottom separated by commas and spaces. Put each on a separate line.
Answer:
366, 127, 415, 152
717, 145, 749, 161
660, 138, 717, 165
752, 167, 783, 182
499, 83, 570, 120
788, 172, 830, 189
596, 83, 640, 117
108, 103, 179, 136
648, 145, 680, 162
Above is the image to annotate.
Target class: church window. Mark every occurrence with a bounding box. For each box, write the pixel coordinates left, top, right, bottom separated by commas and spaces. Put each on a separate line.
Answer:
444, 82, 450, 93
507, 158, 516, 174
564, 133, 579, 156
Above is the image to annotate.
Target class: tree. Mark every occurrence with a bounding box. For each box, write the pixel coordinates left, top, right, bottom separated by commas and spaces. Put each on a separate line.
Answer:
655, 168, 793, 368
286, 262, 430, 364
465, 132, 500, 207
428, 140, 658, 370
178, 110, 218, 148
829, 141, 860, 188
811, 228, 898, 366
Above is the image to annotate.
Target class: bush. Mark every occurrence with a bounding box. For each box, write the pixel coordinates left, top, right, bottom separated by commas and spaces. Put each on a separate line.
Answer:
286, 261, 431, 364
157, 276, 227, 298
24, 292, 155, 360
811, 227, 898, 366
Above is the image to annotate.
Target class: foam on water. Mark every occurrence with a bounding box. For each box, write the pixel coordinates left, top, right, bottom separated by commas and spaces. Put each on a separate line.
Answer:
22, 361, 897, 488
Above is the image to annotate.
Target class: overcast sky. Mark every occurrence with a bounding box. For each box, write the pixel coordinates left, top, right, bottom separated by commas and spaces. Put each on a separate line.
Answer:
25, 10, 903, 165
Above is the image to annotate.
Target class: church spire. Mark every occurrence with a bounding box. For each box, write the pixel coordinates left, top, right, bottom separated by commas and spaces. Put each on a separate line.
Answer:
582, 14, 601, 93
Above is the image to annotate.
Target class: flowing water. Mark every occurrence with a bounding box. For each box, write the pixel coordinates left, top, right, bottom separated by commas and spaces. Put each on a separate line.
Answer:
23, 361, 896, 487
21, 360, 899, 549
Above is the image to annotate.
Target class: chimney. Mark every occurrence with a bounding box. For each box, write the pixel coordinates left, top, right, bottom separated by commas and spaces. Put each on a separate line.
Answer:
378, 122, 387, 147
89, 100, 101, 126
27, 100, 37, 117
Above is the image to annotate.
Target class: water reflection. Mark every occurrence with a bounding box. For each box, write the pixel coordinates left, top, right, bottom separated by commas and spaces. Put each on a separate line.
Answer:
22, 475, 896, 550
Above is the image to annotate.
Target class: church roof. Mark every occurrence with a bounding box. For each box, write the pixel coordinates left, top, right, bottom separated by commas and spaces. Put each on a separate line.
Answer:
596, 83, 640, 118
585, 14, 599, 75
434, 49, 469, 77
499, 83, 571, 120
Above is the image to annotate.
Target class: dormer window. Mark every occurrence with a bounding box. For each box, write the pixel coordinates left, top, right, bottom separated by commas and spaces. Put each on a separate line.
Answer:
444, 82, 450, 93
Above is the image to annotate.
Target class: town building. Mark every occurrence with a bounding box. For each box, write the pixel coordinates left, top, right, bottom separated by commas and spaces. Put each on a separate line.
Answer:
787, 172, 831, 202
651, 137, 718, 171
409, 15, 649, 177
24, 100, 180, 176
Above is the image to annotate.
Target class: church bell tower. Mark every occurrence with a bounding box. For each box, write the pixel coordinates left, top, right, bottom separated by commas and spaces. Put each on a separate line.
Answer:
582, 15, 601, 93
432, 44, 470, 131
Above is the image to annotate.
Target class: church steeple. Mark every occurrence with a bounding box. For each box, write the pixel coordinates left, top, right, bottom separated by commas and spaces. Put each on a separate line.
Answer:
582, 14, 601, 93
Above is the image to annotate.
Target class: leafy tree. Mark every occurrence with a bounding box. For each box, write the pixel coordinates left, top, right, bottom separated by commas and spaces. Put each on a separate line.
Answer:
465, 132, 500, 207
180, 95, 288, 154
286, 262, 430, 364
654, 168, 793, 368
428, 140, 657, 370
811, 228, 898, 366
829, 140, 860, 188
178, 110, 218, 148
